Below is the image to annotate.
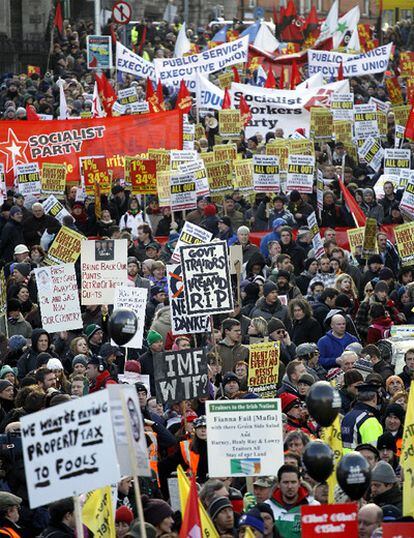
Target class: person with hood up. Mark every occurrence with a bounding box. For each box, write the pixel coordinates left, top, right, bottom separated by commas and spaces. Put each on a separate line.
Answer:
295, 258, 319, 295
218, 216, 237, 245
286, 190, 314, 228
260, 218, 286, 258
200, 203, 219, 236
17, 328, 54, 379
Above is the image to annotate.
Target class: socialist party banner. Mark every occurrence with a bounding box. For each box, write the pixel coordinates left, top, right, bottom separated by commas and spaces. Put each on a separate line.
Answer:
21, 391, 120, 508
0, 110, 182, 186
116, 42, 156, 81
180, 240, 233, 316
154, 36, 249, 90
230, 80, 349, 137
154, 348, 209, 405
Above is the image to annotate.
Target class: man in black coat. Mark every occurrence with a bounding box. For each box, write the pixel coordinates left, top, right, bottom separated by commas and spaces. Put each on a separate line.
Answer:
0, 205, 24, 262
23, 203, 59, 248
41, 498, 76, 537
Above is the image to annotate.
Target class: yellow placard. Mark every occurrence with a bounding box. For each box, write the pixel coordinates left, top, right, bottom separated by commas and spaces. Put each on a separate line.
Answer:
45, 226, 84, 265
233, 159, 253, 191
41, 163, 67, 195
219, 110, 241, 139
82, 487, 116, 537
247, 341, 280, 397
206, 160, 233, 194
395, 222, 414, 266
310, 107, 333, 141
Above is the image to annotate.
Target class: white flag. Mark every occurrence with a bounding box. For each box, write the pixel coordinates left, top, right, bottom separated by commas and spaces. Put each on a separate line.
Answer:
347, 27, 361, 52
296, 72, 324, 90
174, 22, 191, 57
92, 81, 104, 118
196, 73, 224, 110
333, 6, 360, 49
316, 0, 338, 44
253, 23, 280, 53
57, 78, 68, 120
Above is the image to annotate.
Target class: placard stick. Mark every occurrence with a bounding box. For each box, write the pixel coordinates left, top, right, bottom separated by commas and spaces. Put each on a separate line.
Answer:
74, 495, 83, 537
234, 260, 241, 306
120, 389, 147, 538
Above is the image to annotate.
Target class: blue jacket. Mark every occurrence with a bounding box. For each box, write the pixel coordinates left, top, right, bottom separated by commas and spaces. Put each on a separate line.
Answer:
317, 330, 358, 369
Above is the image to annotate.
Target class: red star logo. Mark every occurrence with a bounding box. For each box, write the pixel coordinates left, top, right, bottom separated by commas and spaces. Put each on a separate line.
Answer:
0, 129, 29, 173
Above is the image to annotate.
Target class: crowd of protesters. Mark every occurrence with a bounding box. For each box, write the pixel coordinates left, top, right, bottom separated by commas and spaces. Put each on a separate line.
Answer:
0, 7, 413, 538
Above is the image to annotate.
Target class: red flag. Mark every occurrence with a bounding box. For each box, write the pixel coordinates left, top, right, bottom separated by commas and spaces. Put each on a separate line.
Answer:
278, 67, 285, 90
280, 0, 303, 42
290, 60, 301, 89
404, 103, 414, 140
157, 80, 166, 111
26, 105, 40, 121
146, 79, 161, 113
222, 88, 231, 109
338, 181, 367, 227
175, 80, 192, 114
53, 0, 63, 35
179, 475, 202, 538
232, 66, 240, 83
239, 95, 252, 127
337, 60, 344, 81
139, 25, 147, 54
304, 5, 319, 38
265, 69, 276, 89
95, 73, 118, 117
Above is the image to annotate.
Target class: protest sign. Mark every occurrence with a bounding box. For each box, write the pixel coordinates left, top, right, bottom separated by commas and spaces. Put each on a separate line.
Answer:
344, 43, 392, 76
154, 348, 209, 405
347, 227, 365, 256
157, 170, 171, 207
400, 175, 414, 219
400, 51, 414, 77
229, 245, 243, 276
287, 154, 315, 193
219, 110, 241, 138
407, 80, 414, 104
154, 36, 249, 90
113, 287, 147, 349
42, 195, 71, 224
171, 222, 213, 263
179, 160, 209, 197
354, 104, 379, 140
357, 137, 384, 173
35, 264, 82, 333
206, 399, 284, 477
317, 171, 324, 216
183, 121, 195, 150
395, 222, 414, 266
253, 155, 280, 192
16, 163, 41, 195
383, 523, 414, 538
46, 226, 84, 265
289, 139, 314, 156
369, 97, 391, 115
115, 41, 156, 80
390, 325, 414, 338
127, 159, 157, 195
81, 239, 128, 305
87, 35, 112, 69
82, 487, 116, 537
248, 342, 280, 397
181, 240, 233, 316
362, 218, 378, 259
266, 140, 288, 171
81, 156, 110, 195
218, 71, 234, 90
333, 120, 353, 143
148, 148, 171, 171
170, 149, 198, 170
21, 390, 120, 508
41, 163, 67, 195
118, 87, 139, 106
301, 503, 358, 537
107, 384, 151, 476
167, 264, 211, 335
330, 93, 354, 121
307, 212, 325, 259
206, 160, 233, 194
233, 159, 253, 192
170, 172, 197, 211
0, 270, 6, 316
385, 77, 404, 105
384, 149, 411, 177
213, 144, 237, 164
310, 108, 333, 141
307, 50, 352, 78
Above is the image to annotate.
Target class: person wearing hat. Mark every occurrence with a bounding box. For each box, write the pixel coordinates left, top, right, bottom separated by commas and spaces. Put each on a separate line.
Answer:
119, 196, 150, 240
86, 355, 117, 393
0, 492, 23, 536
6, 299, 32, 339
295, 342, 325, 380
376, 432, 401, 477
383, 403, 405, 456
295, 258, 319, 296
217, 318, 249, 374
280, 391, 315, 436
71, 354, 88, 376
218, 216, 237, 246
355, 443, 380, 470
361, 188, 384, 224
259, 218, 287, 258
219, 196, 244, 231
109, 184, 130, 222
297, 372, 315, 399
115, 505, 134, 537
256, 194, 295, 231
208, 496, 235, 535
273, 270, 301, 302
253, 478, 275, 503
359, 255, 383, 295
3, 245, 30, 279
147, 285, 167, 321
218, 372, 241, 400
339, 369, 363, 414
100, 342, 123, 382
255, 503, 276, 538
41, 497, 76, 537
139, 330, 164, 395
370, 460, 402, 511
238, 508, 265, 538
0, 206, 24, 262
186, 196, 208, 226
341, 382, 383, 451
127, 256, 151, 291
84, 324, 104, 355
250, 282, 291, 330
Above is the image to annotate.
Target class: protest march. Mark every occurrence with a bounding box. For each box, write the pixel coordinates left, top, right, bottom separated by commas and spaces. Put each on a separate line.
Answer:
2, 0, 414, 537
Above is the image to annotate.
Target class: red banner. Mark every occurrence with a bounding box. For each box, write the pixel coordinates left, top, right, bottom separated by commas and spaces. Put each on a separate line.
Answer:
301, 503, 358, 538
0, 110, 183, 186
383, 523, 414, 538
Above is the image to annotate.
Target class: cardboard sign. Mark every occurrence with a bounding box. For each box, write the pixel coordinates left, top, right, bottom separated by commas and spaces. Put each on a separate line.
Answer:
206, 399, 284, 477
46, 226, 84, 266
399, 51, 414, 77
358, 137, 384, 173
213, 144, 237, 165
362, 217, 378, 259
148, 148, 170, 171
347, 227, 365, 256
248, 342, 280, 397
179, 160, 210, 197
167, 264, 211, 335
35, 264, 82, 333
113, 286, 147, 349
42, 195, 70, 224
170, 149, 198, 170
392, 104, 410, 128
87, 35, 112, 69
289, 139, 315, 156
181, 240, 234, 316
157, 170, 171, 207
81, 239, 128, 305
206, 160, 233, 194
266, 139, 288, 171
127, 158, 157, 195
170, 172, 197, 211
16, 163, 41, 195
384, 149, 411, 177
333, 120, 353, 143
385, 77, 403, 105
400, 175, 414, 219
171, 222, 213, 264
233, 159, 253, 192
183, 121, 195, 150
41, 163, 67, 195
154, 348, 209, 404
331, 93, 354, 121
21, 391, 120, 508
308, 212, 325, 259
354, 104, 379, 140
219, 110, 241, 138
301, 503, 358, 537
310, 107, 333, 141
81, 156, 110, 196
253, 155, 280, 192
286, 154, 315, 193
395, 222, 414, 266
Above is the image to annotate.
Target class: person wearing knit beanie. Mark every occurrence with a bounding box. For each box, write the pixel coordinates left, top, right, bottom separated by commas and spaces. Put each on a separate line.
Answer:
208, 496, 234, 534
238, 508, 265, 536
115, 505, 134, 533
0, 365, 16, 383
204, 203, 217, 217
72, 355, 88, 374
146, 330, 163, 348
141, 495, 174, 533
384, 403, 405, 435
263, 281, 278, 298
255, 502, 275, 537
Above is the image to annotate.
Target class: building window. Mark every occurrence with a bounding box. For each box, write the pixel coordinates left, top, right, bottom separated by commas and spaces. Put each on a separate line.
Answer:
317, 0, 323, 13
363, 0, 370, 17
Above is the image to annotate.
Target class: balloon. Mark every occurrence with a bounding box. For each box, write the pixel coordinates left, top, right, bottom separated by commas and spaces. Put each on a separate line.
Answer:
306, 381, 341, 427
336, 452, 371, 500
302, 441, 334, 482
109, 308, 138, 346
